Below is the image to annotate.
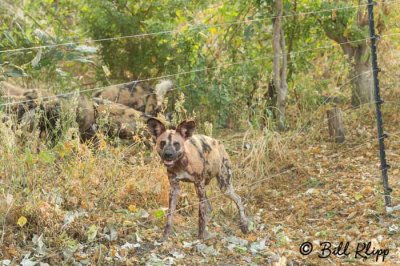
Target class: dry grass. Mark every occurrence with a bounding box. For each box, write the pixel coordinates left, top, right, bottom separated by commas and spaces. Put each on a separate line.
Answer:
0, 98, 399, 261
1, 73, 399, 264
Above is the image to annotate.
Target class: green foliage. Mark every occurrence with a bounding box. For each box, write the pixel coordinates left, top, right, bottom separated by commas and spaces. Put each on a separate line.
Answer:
0, 0, 392, 129
0, 1, 97, 90
316, 0, 368, 42
78, 0, 183, 79
38, 150, 56, 164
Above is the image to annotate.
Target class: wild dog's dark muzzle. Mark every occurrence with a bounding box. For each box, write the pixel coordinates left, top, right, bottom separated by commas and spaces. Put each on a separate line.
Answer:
163, 150, 174, 160
161, 146, 181, 167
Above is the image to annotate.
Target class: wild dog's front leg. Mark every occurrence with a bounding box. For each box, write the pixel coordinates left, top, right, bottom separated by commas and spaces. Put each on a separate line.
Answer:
194, 180, 207, 239
162, 177, 180, 241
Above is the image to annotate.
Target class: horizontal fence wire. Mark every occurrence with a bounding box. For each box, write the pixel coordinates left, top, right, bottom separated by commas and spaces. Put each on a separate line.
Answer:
1, 0, 400, 54
1, 32, 400, 107
204, 44, 400, 135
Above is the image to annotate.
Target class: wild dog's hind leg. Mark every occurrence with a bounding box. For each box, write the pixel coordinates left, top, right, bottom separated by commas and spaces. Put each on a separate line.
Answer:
194, 180, 208, 239
205, 194, 212, 214
217, 158, 249, 233
205, 179, 213, 215
162, 176, 180, 241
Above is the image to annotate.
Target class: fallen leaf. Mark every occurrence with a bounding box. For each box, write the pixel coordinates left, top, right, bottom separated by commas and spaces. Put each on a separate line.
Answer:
6, 194, 13, 206
32, 234, 47, 255
246, 234, 257, 242
154, 209, 165, 219
196, 243, 218, 256
87, 225, 98, 242
17, 216, 27, 227
171, 251, 185, 259
354, 193, 363, 201
121, 242, 140, 249
347, 211, 357, 220
360, 186, 373, 196
1, 260, 11, 266
128, 204, 137, 213
305, 188, 317, 195
250, 239, 266, 253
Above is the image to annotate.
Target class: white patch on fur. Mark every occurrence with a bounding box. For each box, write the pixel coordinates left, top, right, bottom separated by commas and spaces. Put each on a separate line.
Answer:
175, 170, 195, 182
155, 80, 174, 105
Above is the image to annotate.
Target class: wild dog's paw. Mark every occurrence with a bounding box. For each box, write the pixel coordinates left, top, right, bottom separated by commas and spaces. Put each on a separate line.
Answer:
161, 228, 173, 242
198, 231, 207, 240
206, 201, 213, 215
240, 219, 253, 234
160, 234, 170, 242
203, 230, 217, 241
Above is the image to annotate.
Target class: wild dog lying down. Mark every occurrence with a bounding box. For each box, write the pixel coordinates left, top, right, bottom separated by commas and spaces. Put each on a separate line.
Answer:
147, 118, 250, 240
0, 81, 26, 97
1, 80, 174, 146
1, 82, 60, 141
93, 97, 147, 139
93, 80, 173, 116
1, 81, 55, 119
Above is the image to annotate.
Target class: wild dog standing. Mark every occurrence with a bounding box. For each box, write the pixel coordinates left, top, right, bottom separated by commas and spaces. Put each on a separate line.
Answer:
147, 118, 250, 240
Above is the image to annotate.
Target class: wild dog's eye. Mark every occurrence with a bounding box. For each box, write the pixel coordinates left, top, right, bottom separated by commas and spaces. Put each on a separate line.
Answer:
173, 142, 180, 150
160, 141, 166, 149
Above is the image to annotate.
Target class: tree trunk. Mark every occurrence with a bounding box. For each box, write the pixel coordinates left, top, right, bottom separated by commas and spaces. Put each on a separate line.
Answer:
272, 0, 288, 131
351, 54, 374, 106
279, 27, 288, 130
322, 7, 375, 107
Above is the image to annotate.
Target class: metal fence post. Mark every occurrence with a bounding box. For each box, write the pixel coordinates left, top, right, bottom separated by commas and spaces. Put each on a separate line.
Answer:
367, 0, 392, 208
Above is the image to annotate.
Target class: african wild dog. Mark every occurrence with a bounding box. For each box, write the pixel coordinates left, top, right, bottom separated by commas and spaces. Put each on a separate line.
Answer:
147, 118, 250, 240
0, 81, 26, 97
76, 96, 98, 141
93, 80, 173, 116
77, 97, 149, 141
1, 81, 55, 120
1, 82, 61, 141
93, 97, 147, 139
1, 82, 163, 143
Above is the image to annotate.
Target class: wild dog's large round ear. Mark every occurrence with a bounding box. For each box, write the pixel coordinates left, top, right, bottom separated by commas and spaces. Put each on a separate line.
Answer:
176, 120, 196, 139
147, 118, 166, 138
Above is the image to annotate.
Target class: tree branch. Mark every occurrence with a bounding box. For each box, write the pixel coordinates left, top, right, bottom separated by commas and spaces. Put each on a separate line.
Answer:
317, 19, 355, 59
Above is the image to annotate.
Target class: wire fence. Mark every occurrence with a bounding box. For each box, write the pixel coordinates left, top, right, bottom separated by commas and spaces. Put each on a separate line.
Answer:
1, 0, 400, 259
2, 32, 400, 108
1, 2, 397, 196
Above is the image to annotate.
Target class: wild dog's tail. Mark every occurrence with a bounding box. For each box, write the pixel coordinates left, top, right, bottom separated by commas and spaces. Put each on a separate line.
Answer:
154, 80, 174, 103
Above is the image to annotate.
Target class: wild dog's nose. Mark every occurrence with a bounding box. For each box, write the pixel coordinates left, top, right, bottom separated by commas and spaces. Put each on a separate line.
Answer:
164, 150, 174, 159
